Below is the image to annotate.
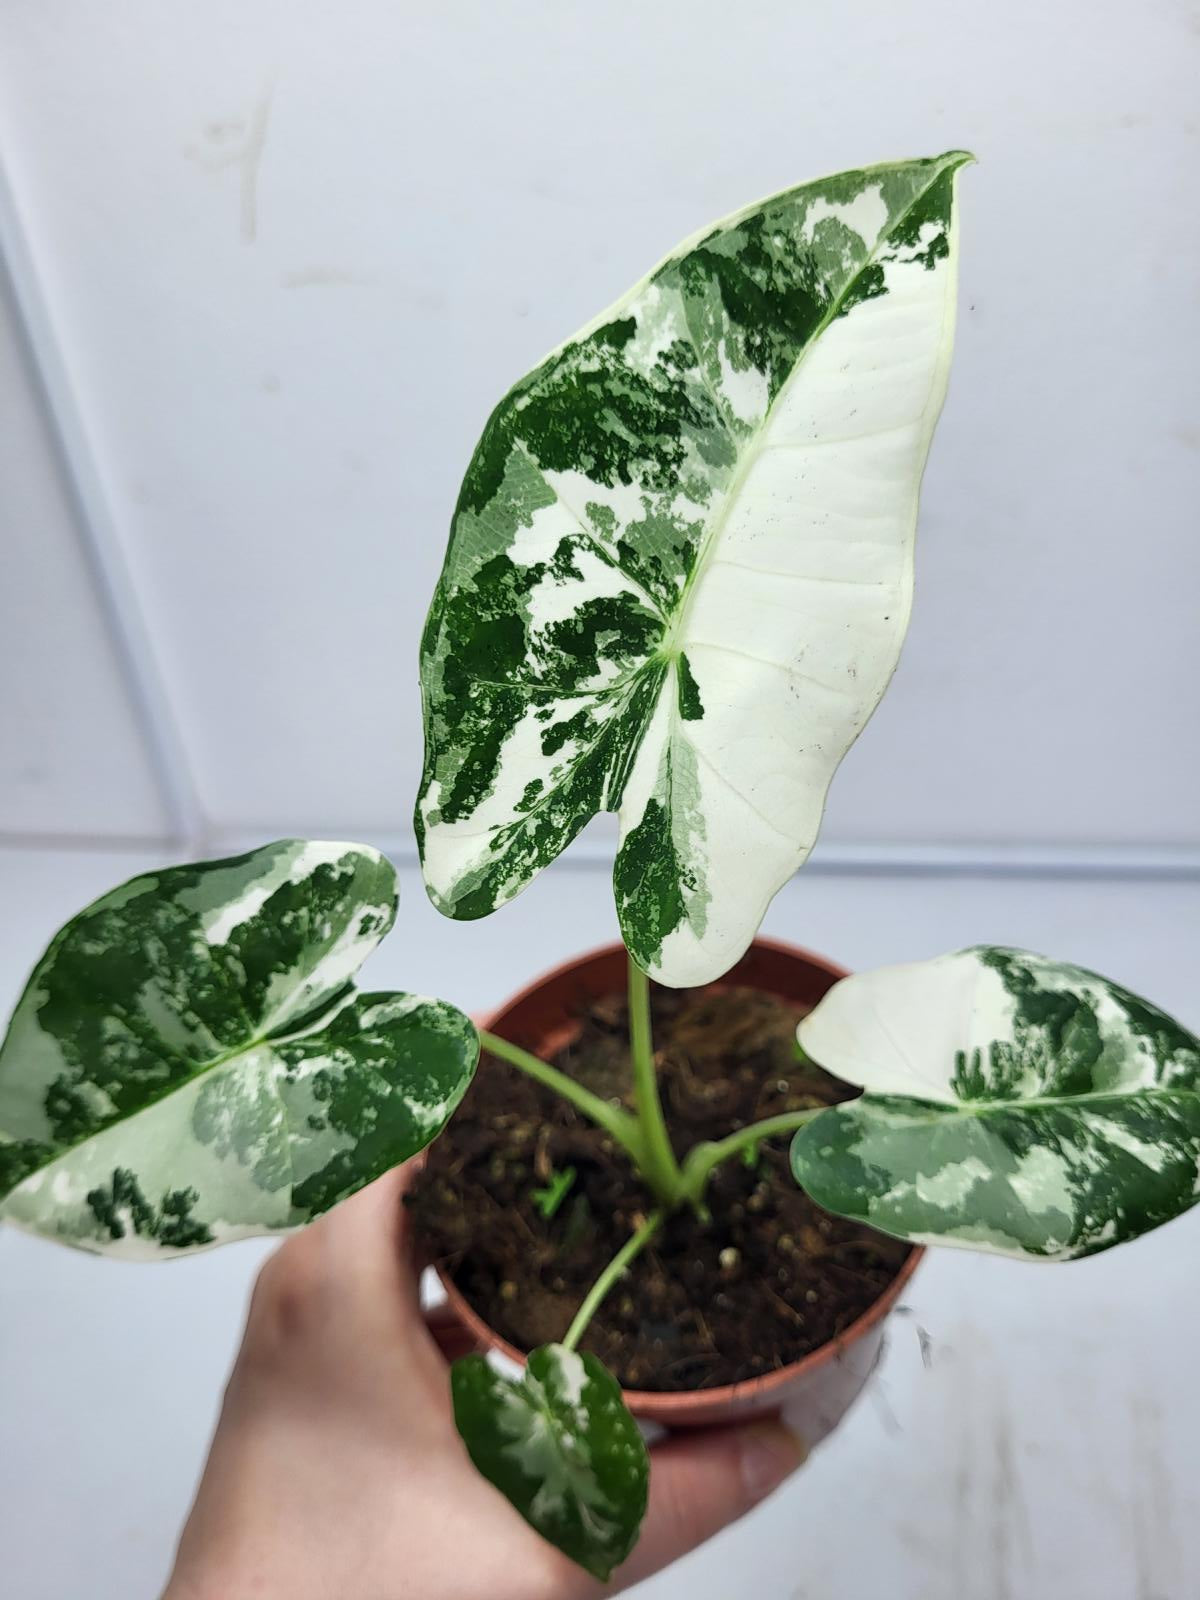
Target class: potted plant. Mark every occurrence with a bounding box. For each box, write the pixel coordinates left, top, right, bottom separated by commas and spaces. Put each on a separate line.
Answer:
2, 153, 1197, 1584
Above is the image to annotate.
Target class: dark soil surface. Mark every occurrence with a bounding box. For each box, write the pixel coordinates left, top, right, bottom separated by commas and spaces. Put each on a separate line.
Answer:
408, 982, 912, 1392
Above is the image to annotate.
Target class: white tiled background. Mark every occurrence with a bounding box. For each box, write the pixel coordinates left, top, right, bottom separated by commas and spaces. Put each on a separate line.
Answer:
0, 3, 1197, 1596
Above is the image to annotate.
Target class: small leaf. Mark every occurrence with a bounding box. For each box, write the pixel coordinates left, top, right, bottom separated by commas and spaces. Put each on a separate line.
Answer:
791, 946, 1200, 1260
0, 840, 478, 1256
418, 152, 972, 987
532, 1164, 576, 1219
452, 1344, 648, 1579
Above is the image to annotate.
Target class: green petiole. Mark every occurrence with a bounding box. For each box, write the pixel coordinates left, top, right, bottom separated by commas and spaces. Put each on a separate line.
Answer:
679, 1108, 827, 1206
562, 1210, 664, 1352
477, 1028, 645, 1167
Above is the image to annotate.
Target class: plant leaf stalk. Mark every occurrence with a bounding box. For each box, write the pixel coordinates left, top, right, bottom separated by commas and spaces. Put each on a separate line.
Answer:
678, 1108, 825, 1207
624, 956, 687, 1206
477, 1029, 645, 1166
483, 968, 831, 1212
562, 1210, 663, 1352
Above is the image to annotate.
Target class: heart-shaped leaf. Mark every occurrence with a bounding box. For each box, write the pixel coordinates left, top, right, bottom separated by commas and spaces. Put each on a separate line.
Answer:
452, 1344, 648, 1579
791, 946, 1200, 1260
418, 151, 971, 986
0, 840, 478, 1256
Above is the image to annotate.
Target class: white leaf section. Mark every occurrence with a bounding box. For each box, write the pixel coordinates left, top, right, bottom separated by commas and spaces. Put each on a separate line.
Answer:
622, 210, 964, 984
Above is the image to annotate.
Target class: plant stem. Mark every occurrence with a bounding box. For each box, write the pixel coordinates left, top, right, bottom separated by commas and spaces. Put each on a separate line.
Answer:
626, 956, 686, 1205
477, 1029, 645, 1165
562, 1210, 664, 1352
679, 1107, 827, 1204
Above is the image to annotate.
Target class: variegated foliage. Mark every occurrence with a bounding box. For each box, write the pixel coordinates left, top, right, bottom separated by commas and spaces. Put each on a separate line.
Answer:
0, 841, 477, 1257
452, 1344, 648, 1579
418, 152, 971, 986
791, 947, 1200, 1260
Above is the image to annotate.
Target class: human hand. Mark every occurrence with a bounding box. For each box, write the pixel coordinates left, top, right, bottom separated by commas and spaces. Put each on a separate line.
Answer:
164, 1164, 805, 1600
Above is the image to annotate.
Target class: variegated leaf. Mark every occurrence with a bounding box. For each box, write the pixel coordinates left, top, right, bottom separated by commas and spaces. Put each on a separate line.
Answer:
0, 840, 478, 1256
418, 151, 971, 986
452, 1344, 648, 1579
791, 946, 1200, 1260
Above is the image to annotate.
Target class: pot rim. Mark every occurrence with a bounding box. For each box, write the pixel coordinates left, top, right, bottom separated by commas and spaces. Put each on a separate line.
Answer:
433, 936, 924, 1421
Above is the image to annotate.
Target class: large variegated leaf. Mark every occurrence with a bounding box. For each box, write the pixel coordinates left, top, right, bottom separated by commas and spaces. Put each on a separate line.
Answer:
418, 151, 971, 986
0, 840, 478, 1257
791, 946, 1200, 1260
452, 1344, 648, 1579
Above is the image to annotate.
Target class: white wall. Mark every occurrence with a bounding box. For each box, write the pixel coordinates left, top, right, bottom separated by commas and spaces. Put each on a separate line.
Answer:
0, 0, 1197, 854
0, 270, 170, 837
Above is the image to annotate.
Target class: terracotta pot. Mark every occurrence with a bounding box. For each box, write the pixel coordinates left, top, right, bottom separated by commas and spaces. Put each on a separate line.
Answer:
434, 937, 922, 1440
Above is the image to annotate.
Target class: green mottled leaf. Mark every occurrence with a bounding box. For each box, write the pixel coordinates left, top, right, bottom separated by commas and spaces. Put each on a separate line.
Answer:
418, 152, 971, 986
0, 840, 478, 1257
791, 946, 1200, 1260
452, 1344, 648, 1579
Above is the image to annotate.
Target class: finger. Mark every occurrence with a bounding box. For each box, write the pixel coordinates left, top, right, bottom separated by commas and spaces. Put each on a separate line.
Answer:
613, 1419, 807, 1589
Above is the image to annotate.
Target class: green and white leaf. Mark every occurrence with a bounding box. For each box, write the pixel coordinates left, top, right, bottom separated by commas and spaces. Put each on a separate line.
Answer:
418, 151, 971, 986
791, 946, 1200, 1260
452, 1343, 648, 1579
0, 840, 478, 1257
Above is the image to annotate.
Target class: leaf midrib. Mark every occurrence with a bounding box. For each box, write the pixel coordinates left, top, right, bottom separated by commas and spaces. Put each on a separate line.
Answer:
661, 157, 961, 656
632, 158, 964, 873
847, 1081, 1200, 1124
525, 1381, 620, 1543
0, 985, 357, 1199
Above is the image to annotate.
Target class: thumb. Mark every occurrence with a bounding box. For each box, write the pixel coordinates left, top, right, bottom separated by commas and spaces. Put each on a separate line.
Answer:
613, 1419, 807, 1589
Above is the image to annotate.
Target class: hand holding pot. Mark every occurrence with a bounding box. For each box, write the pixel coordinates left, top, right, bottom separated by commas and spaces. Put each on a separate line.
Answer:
163, 1163, 805, 1600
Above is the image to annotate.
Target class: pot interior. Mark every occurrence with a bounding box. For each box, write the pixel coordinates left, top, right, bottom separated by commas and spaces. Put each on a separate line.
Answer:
411, 938, 919, 1416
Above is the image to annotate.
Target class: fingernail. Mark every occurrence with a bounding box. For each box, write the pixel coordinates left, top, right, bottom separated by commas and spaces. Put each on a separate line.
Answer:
738, 1420, 808, 1506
